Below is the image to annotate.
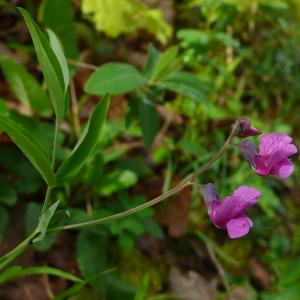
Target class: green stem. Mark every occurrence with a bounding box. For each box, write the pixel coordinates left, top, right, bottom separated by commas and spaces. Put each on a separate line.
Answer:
50, 121, 240, 232
41, 186, 53, 215
41, 118, 59, 214
52, 118, 59, 169
0, 229, 39, 271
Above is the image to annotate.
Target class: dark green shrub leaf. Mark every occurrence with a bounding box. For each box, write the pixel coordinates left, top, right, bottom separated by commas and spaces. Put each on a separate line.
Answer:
85, 63, 145, 95
139, 96, 160, 148
143, 44, 160, 79
150, 46, 181, 81
159, 72, 208, 103
56, 94, 110, 184
77, 229, 108, 291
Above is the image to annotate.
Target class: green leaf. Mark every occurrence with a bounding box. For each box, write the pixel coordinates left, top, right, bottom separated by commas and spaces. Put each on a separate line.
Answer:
18, 7, 66, 119
0, 99, 10, 119
0, 56, 52, 117
159, 72, 208, 103
77, 229, 108, 291
33, 200, 60, 243
151, 46, 181, 81
46, 29, 69, 92
143, 44, 160, 79
118, 233, 134, 251
85, 63, 145, 95
56, 94, 110, 184
139, 96, 160, 148
94, 169, 138, 196
0, 117, 55, 186
25, 202, 56, 251
0, 265, 83, 284
134, 274, 149, 300
41, 0, 78, 60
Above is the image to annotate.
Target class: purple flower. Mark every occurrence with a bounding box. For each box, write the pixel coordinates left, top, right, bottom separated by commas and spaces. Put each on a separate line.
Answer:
239, 133, 297, 179
235, 118, 261, 138
201, 183, 261, 239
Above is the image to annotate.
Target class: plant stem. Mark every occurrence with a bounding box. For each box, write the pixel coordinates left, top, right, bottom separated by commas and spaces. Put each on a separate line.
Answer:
41, 186, 53, 215
70, 78, 81, 139
50, 121, 240, 232
41, 118, 59, 214
52, 118, 59, 169
0, 229, 39, 271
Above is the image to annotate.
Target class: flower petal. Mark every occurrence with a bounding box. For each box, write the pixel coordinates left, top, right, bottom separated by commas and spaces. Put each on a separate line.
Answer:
236, 118, 261, 138
259, 133, 297, 157
270, 158, 294, 179
232, 186, 262, 206
239, 140, 257, 167
212, 186, 261, 227
200, 183, 219, 206
226, 215, 253, 238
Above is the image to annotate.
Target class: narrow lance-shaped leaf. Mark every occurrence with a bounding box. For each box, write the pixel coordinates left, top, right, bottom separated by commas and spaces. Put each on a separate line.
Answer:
56, 94, 110, 184
46, 29, 69, 93
0, 265, 83, 284
143, 44, 160, 79
18, 7, 66, 119
85, 63, 145, 95
33, 200, 60, 243
0, 56, 52, 117
0, 117, 55, 186
150, 46, 181, 81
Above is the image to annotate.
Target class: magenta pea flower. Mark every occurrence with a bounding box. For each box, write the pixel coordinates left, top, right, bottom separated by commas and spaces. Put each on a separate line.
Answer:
235, 118, 261, 138
201, 183, 262, 239
239, 133, 297, 179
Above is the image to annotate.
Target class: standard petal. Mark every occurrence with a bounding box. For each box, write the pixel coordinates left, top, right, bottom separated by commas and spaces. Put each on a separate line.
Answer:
259, 133, 296, 157
226, 215, 253, 239
232, 186, 262, 205
212, 186, 261, 227
270, 158, 294, 179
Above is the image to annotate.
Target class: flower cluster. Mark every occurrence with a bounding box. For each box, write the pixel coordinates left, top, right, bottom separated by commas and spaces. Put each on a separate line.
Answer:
201, 119, 297, 239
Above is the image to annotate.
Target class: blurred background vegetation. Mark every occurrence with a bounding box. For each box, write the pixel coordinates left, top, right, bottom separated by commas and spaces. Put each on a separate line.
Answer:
0, 0, 300, 299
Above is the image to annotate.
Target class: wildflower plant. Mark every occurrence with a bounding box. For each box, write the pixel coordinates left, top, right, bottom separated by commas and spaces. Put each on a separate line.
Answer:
0, 8, 298, 290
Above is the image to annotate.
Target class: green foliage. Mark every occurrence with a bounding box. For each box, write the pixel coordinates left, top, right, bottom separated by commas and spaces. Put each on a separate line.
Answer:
81, 0, 172, 43
85, 63, 145, 96
56, 94, 110, 184
76, 228, 108, 291
0, 115, 55, 186
18, 7, 68, 119
159, 72, 209, 103
41, 0, 78, 59
1, 2, 300, 299
0, 56, 52, 117
0, 265, 82, 284
139, 95, 160, 149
